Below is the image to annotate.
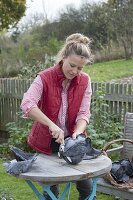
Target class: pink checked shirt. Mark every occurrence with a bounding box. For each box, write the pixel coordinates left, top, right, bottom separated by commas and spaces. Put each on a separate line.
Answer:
21, 75, 92, 136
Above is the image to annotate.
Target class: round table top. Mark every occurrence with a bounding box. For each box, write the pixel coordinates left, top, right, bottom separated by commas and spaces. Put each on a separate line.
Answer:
19, 154, 112, 184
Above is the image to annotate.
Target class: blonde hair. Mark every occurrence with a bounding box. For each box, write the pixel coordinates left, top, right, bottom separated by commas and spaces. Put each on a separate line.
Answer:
56, 33, 93, 63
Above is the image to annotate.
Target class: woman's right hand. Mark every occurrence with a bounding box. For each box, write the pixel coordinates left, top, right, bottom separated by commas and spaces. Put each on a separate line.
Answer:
27, 107, 64, 144
49, 123, 64, 144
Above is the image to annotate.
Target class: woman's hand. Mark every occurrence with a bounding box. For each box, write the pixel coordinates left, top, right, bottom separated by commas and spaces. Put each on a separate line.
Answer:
28, 107, 64, 144
72, 131, 81, 139
72, 119, 87, 139
49, 123, 64, 144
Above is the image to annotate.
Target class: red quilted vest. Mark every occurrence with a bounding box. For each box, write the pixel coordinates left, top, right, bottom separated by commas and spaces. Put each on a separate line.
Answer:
28, 62, 89, 155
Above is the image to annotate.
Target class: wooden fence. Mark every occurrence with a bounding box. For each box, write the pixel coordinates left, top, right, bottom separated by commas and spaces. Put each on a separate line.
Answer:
0, 78, 133, 132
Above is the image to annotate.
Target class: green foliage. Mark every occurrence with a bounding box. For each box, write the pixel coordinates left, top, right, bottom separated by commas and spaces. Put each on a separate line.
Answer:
1, 0, 133, 76
0, 0, 26, 30
18, 59, 55, 79
105, 0, 133, 59
87, 87, 123, 149
18, 61, 45, 79
80, 3, 110, 50
0, 30, 62, 77
0, 112, 33, 156
45, 37, 63, 56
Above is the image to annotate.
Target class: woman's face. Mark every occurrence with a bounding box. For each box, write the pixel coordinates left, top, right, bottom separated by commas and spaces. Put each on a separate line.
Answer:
62, 54, 88, 80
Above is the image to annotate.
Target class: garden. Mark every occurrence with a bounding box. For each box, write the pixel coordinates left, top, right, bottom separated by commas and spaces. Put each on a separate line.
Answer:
1, 0, 133, 199
0, 59, 133, 199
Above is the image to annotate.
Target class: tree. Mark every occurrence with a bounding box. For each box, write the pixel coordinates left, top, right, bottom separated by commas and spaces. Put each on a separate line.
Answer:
57, 5, 85, 40
106, 0, 133, 59
0, 0, 26, 30
80, 2, 110, 50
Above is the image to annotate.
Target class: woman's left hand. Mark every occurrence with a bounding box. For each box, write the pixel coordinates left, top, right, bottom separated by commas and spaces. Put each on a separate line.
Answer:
72, 119, 87, 139
72, 131, 81, 139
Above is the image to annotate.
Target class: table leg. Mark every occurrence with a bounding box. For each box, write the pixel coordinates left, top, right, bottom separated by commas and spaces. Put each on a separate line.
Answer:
26, 180, 44, 200
85, 177, 98, 200
26, 180, 72, 200
59, 182, 71, 200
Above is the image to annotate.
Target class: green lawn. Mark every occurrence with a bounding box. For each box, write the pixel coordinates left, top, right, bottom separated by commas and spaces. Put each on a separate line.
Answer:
84, 59, 133, 82
0, 159, 115, 200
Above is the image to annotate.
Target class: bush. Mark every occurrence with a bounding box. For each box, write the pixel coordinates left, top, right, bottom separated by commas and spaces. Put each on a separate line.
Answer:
0, 112, 33, 156
17, 58, 55, 79
87, 87, 123, 149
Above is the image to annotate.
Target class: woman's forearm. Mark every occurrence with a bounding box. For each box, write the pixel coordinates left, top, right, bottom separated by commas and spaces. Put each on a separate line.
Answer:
28, 107, 53, 127
28, 107, 64, 144
72, 119, 87, 139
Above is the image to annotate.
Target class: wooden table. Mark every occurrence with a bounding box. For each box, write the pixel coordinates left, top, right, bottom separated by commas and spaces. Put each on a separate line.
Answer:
19, 154, 112, 200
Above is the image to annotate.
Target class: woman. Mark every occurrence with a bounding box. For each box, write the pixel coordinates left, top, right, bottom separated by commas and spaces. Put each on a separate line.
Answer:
21, 33, 95, 200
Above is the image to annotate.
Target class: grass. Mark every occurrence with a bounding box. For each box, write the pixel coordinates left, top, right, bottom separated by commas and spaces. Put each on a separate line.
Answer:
0, 159, 39, 199
0, 159, 116, 200
84, 59, 133, 82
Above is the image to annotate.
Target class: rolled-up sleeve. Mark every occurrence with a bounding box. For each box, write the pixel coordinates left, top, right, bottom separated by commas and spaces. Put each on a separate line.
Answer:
76, 77, 92, 123
20, 75, 43, 117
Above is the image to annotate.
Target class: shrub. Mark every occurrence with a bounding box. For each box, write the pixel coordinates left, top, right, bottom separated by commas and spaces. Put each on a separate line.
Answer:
18, 59, 54, 79
87, 87, 123, 149
0, 112, 33, 156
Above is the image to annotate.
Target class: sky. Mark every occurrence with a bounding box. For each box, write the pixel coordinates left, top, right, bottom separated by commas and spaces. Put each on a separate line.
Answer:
25, 0, 81, 18
24, 0, 106, 20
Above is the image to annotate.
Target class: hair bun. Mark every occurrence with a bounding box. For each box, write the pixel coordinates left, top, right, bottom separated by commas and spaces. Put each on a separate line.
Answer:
66, 33, 91, 45
56, 32, 93, 63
